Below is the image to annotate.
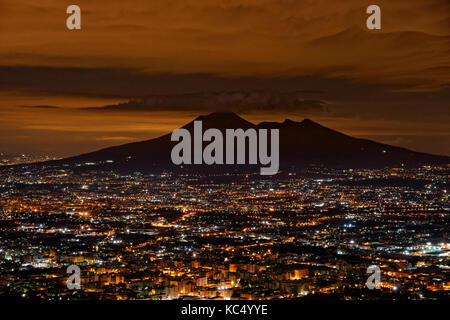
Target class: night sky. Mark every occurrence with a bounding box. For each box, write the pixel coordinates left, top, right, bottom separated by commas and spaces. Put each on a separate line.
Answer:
1, 0, 449, 157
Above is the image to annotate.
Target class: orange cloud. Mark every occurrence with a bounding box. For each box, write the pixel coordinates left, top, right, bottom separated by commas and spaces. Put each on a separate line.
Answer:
0, 0, 448, 89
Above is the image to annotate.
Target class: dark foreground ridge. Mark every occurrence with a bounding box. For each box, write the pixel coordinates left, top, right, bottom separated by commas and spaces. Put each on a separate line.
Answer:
7, 112, 450, 173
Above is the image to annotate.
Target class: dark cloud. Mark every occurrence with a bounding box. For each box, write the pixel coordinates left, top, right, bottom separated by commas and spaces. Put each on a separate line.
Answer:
0, 66, 352, 97
2, 65, 449, 123
22, 105, 61, 109
85, 91, 327, 114
3, 65, 445, 100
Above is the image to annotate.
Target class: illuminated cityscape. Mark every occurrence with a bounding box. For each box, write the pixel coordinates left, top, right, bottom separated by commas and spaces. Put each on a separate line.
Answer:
1, 1, 449, 314
0, 164, 448, 300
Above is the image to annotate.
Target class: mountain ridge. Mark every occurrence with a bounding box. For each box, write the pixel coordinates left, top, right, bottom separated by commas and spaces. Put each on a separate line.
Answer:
4, 112, 449, 173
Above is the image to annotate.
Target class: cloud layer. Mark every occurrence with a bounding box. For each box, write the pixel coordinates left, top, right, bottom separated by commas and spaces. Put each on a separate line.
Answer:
87, 91, 327, 114
1, 0, 449, 89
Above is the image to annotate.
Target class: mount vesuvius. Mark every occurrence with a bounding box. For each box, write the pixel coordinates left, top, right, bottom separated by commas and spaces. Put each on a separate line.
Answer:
8, 112, 449, 173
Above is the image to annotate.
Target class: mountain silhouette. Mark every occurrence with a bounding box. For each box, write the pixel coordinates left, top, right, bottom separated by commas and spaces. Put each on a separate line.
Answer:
18, 112, 450, 173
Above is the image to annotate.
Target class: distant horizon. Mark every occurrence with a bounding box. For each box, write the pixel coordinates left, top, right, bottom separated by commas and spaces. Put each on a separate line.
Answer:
1, 110, 450, 160
0, 111, 450, 171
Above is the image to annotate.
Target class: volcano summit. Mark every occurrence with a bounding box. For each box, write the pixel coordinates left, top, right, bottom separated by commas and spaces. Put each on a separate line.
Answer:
11, 112, 450, 174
